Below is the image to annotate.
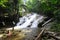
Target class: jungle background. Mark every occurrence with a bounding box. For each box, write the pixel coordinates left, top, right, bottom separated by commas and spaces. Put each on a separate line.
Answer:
0, 0, 60, 40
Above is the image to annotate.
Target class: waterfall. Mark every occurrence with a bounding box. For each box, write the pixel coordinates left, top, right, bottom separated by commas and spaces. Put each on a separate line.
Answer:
6, 13, 44, 30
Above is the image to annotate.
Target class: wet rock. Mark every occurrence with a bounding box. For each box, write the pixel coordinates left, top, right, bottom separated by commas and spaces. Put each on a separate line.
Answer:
38, 22, 44, 27
34, 35, 37, 37
19, 30, 21, 32
27, 25, 31, 27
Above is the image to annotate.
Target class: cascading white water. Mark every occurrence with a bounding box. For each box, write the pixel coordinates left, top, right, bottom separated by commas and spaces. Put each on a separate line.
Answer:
14, 13, 44, 29
6, 13, 44, 30
14, 14, 37, 29
31, 16, 44, 28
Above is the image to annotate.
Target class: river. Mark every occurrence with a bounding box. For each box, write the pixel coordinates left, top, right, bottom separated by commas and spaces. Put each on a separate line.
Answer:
0, 13, 45, 40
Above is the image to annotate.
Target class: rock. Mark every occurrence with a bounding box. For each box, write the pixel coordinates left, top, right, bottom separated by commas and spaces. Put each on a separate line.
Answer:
0, 35, 3, 38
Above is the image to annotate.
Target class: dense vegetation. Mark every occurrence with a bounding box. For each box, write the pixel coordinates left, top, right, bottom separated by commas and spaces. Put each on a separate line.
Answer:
25, 0, 60, 19
24, 0, 60, 32
0, 0, 60, 32
0, 0, 20, 27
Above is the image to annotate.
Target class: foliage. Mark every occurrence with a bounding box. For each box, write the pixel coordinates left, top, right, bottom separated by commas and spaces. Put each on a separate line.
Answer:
40, 0, 60, 32
26, 0, 40, 13
51, 22, 60, 32
40, 0, 60, 17
0, 0, 13, 13
26, 0, 60, 18
0, 0, 18, 15
0, 0, 20, 26
25, 0, 60, 32
53, 9, 60, 21
0, 0, 8, 7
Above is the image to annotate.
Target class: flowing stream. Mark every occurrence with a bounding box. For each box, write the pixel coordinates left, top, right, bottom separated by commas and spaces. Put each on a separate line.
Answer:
14, 13, 44, 30
7, 13, 44, 30
6, 13, 45, 40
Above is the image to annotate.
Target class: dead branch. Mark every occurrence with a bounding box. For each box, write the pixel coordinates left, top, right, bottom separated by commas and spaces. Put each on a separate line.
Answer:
44, 31, 60, 40
42, 18, 53, 26
35, 28, 45, 40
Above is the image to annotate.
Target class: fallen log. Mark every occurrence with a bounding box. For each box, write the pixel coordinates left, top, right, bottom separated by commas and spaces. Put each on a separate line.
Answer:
46, 33, 60, 40
35, 27, 45, 40
42, 18, 53, 26
44, 31, 60, 40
